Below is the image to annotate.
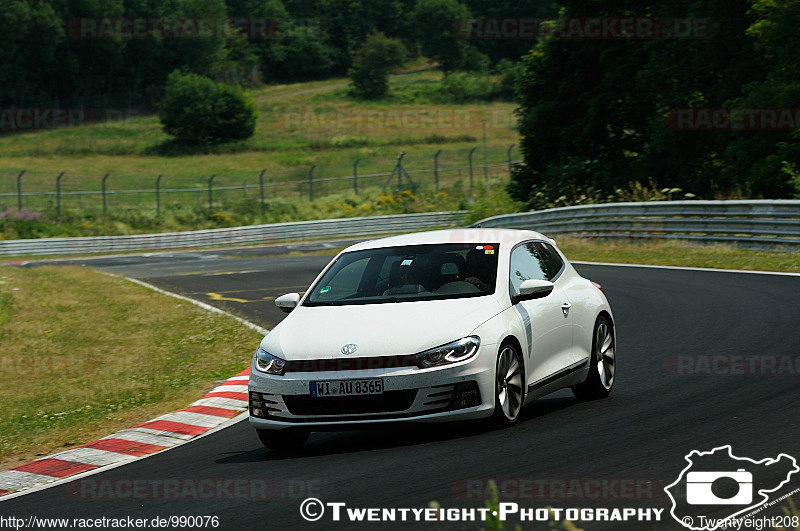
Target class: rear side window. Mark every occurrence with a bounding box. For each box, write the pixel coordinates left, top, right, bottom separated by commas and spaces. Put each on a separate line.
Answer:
540, 243, 565, 279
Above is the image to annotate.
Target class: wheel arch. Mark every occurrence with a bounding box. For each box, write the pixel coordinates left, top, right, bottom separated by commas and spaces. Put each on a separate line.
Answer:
597, 310, 616, 341
597, 309, 614, 329
498, 334, 526, 388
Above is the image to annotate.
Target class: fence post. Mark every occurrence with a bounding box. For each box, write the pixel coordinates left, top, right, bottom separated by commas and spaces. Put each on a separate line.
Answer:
16, 170, 25, 212
156, 175, 162, 217
468, 147, 477, 190
258, 169, 266, 214
353, 159, 360, 194
507, 144, 515, 176
102, 174, 110, 213
397, 152, 405, 190
434, 150, 442, 193
482, 121, 489, 195
56, 172, 65, 217
208, 174, 216, 211
308, 165, 315, 202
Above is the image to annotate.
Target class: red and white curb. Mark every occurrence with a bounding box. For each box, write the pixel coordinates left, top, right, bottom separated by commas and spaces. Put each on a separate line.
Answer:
0, 276, 267, 500
0, 368, 252, 499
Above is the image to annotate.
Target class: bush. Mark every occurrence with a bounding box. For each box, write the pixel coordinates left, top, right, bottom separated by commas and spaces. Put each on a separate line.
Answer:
435, 73, 499, 103
348, 32, 406, 99
784, 161, 800, 198
158, 71, 257, 145
495, 59, 523, 101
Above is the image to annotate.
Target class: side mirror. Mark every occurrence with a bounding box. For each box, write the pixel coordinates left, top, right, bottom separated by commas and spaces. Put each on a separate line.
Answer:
275, 293, 300, 313
514, 279, 554, 303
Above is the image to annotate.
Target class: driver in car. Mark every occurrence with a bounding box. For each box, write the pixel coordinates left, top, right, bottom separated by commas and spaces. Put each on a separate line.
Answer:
464, 249, 494, 291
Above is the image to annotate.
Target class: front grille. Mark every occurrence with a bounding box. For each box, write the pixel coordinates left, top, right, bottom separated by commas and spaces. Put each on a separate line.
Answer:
283, 390, 418, 416
284, 356, 419, 373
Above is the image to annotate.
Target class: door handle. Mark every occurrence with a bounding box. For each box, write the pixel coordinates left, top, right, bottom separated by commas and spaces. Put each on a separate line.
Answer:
561, 302, 571, 317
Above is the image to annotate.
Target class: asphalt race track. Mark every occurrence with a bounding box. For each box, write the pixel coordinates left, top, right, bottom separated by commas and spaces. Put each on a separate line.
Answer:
3, 244, 800, 530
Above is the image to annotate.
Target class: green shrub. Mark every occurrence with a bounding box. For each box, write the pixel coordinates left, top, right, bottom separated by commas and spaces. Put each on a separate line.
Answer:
495, 59, 523, 101
783, 161, 800, 198
435, 72, 499, 103
157, 71, 257, 145
348, 32, 406, 99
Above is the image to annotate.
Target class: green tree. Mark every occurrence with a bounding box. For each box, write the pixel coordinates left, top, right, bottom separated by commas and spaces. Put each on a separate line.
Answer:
410, 0, 487, 72
462, 0, 558, 64
265, 23, 336, 81
158, 71, 257, 144
508, 0, 790, 207
348, 32, 406, 99
718, 0, 800, 197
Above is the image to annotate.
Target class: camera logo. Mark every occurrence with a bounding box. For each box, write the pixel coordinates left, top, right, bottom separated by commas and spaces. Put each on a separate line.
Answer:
686, 469, 752, 505
665, 445, 798, 531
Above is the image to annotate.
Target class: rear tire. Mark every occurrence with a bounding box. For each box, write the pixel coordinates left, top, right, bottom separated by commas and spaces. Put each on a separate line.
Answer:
256, 429, 310, 451
490, 342, 524, 426
572, 315, 615, 401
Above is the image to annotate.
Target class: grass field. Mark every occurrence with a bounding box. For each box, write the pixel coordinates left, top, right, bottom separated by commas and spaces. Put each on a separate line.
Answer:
0, 266, 261, 468
0, 70, 519, 199
555, 238, 800, 274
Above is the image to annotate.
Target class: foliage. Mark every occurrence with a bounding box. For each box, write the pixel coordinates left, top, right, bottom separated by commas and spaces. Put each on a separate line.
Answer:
436, 73, 500, 103
509, 0, 800, 207
0, 185, 466, 240
410, 0, 488, 72
348, 32, 407, 99
158, 71, 257, 145
264, 23, 337, 82
464, 187, 524, 225
462, 0, 559, 64
494, 59, 523, 101
784, 162, 800, 198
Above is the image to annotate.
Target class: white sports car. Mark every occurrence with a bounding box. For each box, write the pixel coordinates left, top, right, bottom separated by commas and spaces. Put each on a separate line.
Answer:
248, 228, 615, 450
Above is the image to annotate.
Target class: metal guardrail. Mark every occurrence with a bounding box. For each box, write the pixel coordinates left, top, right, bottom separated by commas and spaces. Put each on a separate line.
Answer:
473, 200, 800, 248
4, 200, 799, 257
0, 211, 467, 257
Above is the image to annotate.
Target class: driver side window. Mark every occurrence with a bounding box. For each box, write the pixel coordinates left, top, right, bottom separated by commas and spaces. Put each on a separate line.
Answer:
509, 242, 551, 297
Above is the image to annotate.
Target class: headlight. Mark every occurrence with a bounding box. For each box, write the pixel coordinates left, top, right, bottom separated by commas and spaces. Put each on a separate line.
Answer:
254, 347, 286, 375
415, 336, 480, 368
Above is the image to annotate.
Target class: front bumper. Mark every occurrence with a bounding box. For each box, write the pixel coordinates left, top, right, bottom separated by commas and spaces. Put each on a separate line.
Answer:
247, 345, 496, 430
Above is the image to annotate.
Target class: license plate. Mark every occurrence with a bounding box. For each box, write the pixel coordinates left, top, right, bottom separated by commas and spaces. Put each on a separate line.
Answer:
310, 379, 383, 397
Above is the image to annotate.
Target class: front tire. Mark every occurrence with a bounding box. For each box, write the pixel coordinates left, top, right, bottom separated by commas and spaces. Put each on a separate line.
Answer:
491, 343, 524, 425
256, 429, 310, 451
572, 315, 615, 401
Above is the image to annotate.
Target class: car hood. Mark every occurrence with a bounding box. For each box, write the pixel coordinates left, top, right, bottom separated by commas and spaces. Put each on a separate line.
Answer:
261, 297, 504, 360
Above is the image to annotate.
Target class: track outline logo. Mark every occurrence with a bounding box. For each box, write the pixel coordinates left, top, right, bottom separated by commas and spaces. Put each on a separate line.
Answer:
665, 445, 798, 530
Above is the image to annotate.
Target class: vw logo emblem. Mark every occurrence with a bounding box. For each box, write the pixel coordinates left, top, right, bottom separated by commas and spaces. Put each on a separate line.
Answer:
341, 344, 358, 355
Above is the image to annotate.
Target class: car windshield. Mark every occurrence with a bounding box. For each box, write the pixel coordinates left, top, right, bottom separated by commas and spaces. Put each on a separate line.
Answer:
304, 243, 499, 306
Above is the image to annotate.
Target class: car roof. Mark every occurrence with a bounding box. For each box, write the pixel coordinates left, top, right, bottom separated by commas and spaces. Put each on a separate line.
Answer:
343, 228, 551, 252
